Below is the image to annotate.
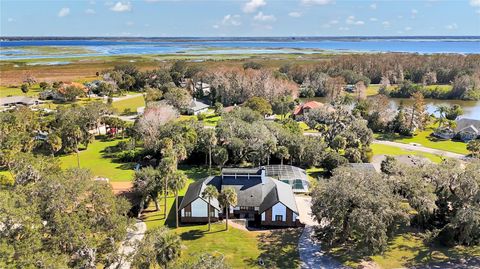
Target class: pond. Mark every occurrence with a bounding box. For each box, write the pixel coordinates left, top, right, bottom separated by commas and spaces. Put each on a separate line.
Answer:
302, 97, 480, 120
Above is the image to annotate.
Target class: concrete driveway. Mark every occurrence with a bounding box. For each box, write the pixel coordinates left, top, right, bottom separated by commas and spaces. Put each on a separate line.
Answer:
295, 195, 348, 269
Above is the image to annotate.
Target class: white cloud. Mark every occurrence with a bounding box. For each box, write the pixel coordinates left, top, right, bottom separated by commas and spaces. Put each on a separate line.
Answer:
339, 26, 349, 31
111, 2, 131, 12
369, 17, 378, 21
85, 8, 96, 14
243, 0, 266, 13
126, 21, 134, 26
288, 11, 302, 18
222, 14, 241, 26
301, 0, 333, 6
445, 23, 458, 30
470, 0, 480, 7
7, 18, 14, 22
382, 21, 390, 27
145, 0, 161, 2
411, 9, 418, 14
329, 19, 339, 24
370, 3, 377, 9
254, 11, 276, 22
58, 7, 70, 17
404, 26, 412, 31
346, 15, 364, 25
212, 24, 220, 29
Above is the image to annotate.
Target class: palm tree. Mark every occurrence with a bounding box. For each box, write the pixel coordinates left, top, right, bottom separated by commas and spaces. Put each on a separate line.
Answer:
168, 171, 188, 228
133, 167, 162, 216
435, 104, 449, 128
160, 138, 177, 217
275, 146, 290, 165
132, 227, 181, 269
201, 185, 219, 231
218, 187, 237, 231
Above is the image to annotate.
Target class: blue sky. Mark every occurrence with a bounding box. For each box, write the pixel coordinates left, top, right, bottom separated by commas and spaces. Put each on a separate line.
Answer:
1, 0, 479, 36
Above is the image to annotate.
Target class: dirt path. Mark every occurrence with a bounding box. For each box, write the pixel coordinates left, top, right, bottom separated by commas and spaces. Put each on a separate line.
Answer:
108, 220, 147, 269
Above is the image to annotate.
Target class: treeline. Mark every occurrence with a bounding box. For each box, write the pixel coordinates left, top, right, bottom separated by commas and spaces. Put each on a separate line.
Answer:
312, 159, 480, 255
277, 54, 480, 100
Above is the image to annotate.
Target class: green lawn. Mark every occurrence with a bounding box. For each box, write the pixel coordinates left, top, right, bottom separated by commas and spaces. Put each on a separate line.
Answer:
329, 228, 480, 269
0, 85, 42, 98
375, 127, 468, 155
371, 143, 444, 163
59, 138, 135, 182
299, 121, 318, 133
112, 95, 145, 115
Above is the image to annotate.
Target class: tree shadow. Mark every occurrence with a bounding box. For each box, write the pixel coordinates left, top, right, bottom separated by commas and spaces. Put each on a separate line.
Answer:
179, 165, 218, 182
245, 228, 302, 269
180, 229, 206, 241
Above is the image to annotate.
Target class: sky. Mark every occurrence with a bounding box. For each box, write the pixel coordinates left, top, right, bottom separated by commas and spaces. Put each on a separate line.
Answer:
1, 0, 479, 37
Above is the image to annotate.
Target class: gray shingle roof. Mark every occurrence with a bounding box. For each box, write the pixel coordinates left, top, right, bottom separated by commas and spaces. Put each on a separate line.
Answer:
455, 118, 480, 133
179, 168, 299, 215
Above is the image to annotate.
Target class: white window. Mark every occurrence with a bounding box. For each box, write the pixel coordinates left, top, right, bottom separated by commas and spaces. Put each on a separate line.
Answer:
275, 215, 283, 222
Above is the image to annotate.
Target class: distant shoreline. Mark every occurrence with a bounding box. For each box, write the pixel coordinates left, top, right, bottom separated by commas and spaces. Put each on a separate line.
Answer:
2, 36, 480, 42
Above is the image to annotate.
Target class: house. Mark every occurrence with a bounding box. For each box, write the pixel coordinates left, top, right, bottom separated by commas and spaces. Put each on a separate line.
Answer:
433, 127, 456, 140
293, 101, 333, 120
264, 165, 310, 193
40, 82, 89, 101
186, 98, 210, 115
179, 167, 301, 227
0, 96, 40, 108
455, 118, 480, 142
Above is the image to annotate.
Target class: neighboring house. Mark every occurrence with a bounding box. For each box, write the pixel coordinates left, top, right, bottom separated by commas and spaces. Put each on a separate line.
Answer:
40, 82, 89, 101
186, 98, 209, 115
433, 127, 456, 140
264, 165, 310, 193
455, 118, 480, 142
179, 167, 301, 227
180, 78, 211, 97
293, 101, 333, 120
1, 96, 40, 108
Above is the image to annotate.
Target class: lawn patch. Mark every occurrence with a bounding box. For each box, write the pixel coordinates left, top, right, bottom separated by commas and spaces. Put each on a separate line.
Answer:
370, 143, 444, 163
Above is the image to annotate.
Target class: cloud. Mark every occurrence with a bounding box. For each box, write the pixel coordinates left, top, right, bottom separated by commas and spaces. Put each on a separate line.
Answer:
243, 0, 266, 13
222, 14, 241, 26
339, 26, 349, 31
411, 9, 418, 18
470, 0, 480, 7
288, 11, 302, 18
369, 17, 378, 21
145, 0, 161, 2
346, 15, 364, 25
126, 21, 134, 26
85, 8, 96, 14
301, 0, 333, 6
212, 24, 220, 29
254, 12, 276, 22
111, 2, 131, 12
404, 26, 412, 31
370, 3, 377, 9
445, 23, 458, 30
382, 21, 390, 27
7, 18, 14, 22
329, 19, 339, 24
58, 7, 70, 17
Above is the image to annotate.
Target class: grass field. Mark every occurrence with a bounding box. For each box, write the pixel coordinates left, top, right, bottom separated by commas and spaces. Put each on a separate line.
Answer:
370, 143, 444, 163
329, 228, 480, 269
111, 95, 145, 115
0, 85, 42, 98
59, 138, 135, 182
375, 127, 469, 155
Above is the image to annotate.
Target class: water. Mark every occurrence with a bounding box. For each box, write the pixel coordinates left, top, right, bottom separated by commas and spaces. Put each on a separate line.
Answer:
303, 97, 480, 120
1, 37, 479, 60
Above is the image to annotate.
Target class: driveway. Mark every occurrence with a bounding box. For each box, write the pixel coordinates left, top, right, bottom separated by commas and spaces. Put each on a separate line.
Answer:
108, 220, 147, 269
295, 195, 348, 269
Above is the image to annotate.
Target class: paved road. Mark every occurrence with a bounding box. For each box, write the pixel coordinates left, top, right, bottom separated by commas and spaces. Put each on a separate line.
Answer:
109, 220, 147, 269
295, 195, 348, 269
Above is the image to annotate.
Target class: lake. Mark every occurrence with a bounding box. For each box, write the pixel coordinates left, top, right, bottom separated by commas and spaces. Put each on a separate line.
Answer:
303, 97, 480, 120
1, 37, 479, 60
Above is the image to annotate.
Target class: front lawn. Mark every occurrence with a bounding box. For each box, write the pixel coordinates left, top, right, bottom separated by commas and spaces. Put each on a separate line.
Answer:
375, 128, 469, 155
59, 138, 135, 182
328, 228, 480, 269
370, 143, 444, 163
0, 85, 42, 98
112, 95, 145, 115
